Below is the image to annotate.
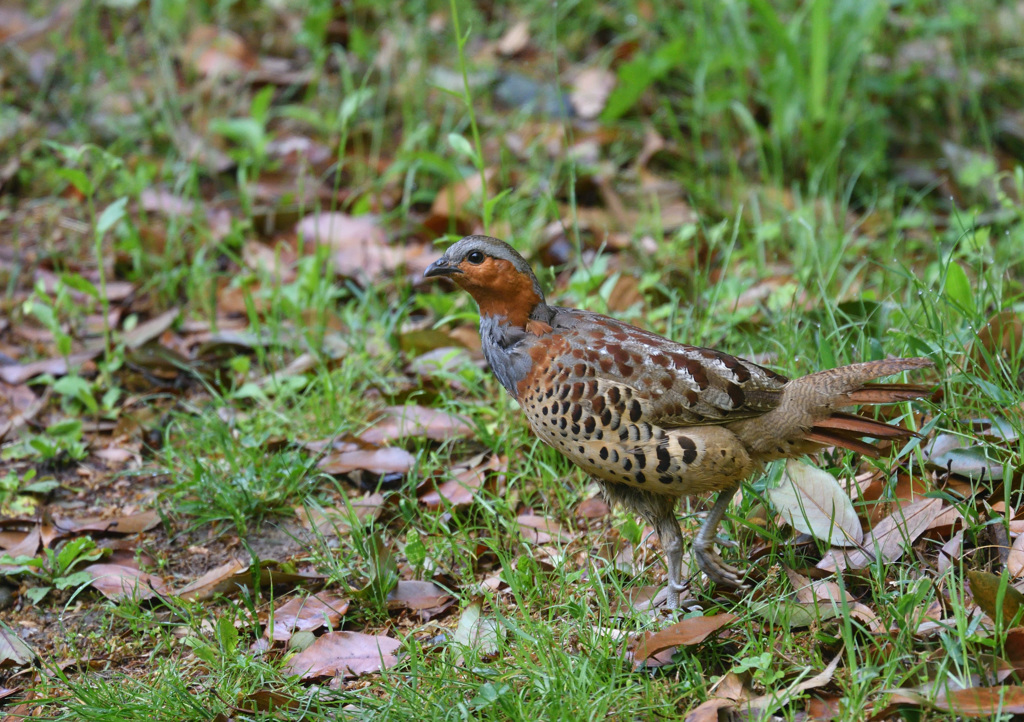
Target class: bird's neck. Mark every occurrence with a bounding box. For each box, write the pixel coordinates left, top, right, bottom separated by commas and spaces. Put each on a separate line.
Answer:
465, 271, 549, 332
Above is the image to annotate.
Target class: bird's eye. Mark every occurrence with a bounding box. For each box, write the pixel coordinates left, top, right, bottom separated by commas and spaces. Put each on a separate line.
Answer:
466, 250, 485, 264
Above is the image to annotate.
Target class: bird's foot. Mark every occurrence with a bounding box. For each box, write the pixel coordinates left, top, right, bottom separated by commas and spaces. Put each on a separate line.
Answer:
692, 538, 746, 589
658, 581, 700, 611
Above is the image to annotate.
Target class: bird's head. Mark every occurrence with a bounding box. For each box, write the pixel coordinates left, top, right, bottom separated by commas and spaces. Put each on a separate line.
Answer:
424, 235, 548, 328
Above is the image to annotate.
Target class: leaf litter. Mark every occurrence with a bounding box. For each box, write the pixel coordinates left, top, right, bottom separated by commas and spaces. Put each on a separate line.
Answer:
0, 1, 1022, 718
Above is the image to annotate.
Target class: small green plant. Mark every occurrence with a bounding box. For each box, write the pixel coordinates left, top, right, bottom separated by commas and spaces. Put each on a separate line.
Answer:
0, 536, 106, 604
0, 469, 59, 516
1, 419, 90, 465
165, 417, 320, 534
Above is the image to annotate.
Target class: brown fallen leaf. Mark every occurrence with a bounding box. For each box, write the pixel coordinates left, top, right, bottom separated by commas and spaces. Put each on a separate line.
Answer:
360, 405, 474, 445
888, 685, 1024, 715
419, 455, 506, 510
121, 308, 180, 349
516, 514, 575, 544
685, 698, 737, 722
386, 580, 453, 612
298, 493, 386, 535
318, 447, 416, 475
0, 525, 40, 563
571, 67, 616, 120
266, 593, 349, 642
634, 613, 736, 662
182, 25, 255, 78
496, 20, 530, 57
84, 562, 169, 601
818, 497, 945, 571
283, 631, 401, 679
175, 559, 323, 601
0, 348, 102, 385
576, 496, 611, 520
0, 622, 36, 667
51, 510, 161, 536
968, 570, 1024, 625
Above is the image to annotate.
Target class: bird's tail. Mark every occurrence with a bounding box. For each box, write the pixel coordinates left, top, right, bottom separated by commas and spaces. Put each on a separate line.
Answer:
799, 358, 933, 457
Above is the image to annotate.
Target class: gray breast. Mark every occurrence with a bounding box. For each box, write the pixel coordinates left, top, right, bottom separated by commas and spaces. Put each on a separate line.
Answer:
479, 316, 533, 400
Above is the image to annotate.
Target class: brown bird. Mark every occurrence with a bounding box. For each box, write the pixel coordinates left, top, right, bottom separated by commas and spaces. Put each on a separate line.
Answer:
424, 235, 932, 608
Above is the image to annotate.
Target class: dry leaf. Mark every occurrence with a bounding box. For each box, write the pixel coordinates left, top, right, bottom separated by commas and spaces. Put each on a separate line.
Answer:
51, 510, 160, 536
0, 623, 35, 668
888, 685, 1024, 715
84, 562, 169, 601
387, 580, 453, 611
497, 21, 530, 56
283, 631, 401, 679
968, 570, 1024, 625
0, 348, 102, 385
121, 308, 180, 349
267, 593, 349, 642
634, 613, 736, 662
360, 405, 474, 445
571, 67, 616, 120
318, 447, 416, 475
516, 514, 574, 544
420, 455, 506, 510
769, 460, 863, 546
818, 497, 945, 571
452, 600, 503, 666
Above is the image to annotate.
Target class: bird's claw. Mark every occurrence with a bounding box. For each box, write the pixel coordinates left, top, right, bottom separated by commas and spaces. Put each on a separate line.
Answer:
693, 538, 746, 589
659, 581, 700, 611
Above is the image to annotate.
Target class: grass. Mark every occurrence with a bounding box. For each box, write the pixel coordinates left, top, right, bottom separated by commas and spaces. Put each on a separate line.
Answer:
1, 0, 1024, 719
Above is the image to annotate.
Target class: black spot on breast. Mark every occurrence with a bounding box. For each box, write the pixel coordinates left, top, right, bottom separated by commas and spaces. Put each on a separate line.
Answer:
559, 418, 567, 430
600, 408, 613, 426
561, 400, 571, 414
607, 387, 621, 405
610, 449, 619, 463
628, 400, 642, 423
578, 445, 585, 454
720, 449, 727, 457
659, 474, 674, 485
635, 471, 646, 484
599, 447, 609, 460
619, 428, 629, 442
656, 445, 672, 473
622, 458, 632, 471
592, 395, 606, 414
571, 405, 583, 423
559, 385, 571, 400
676, 435, 698, 465
545, 388, 555, 399
571, 423, 580, 435
570, 382, 585, 402
583, 417, 596, 434
542, 406, 549, 416
634, 450, 647, 469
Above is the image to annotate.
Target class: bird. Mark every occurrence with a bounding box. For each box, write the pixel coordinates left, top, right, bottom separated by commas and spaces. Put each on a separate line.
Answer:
424, 235, 932, 608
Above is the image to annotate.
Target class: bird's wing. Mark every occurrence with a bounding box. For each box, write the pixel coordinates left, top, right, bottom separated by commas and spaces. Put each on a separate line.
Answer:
548, 308, 788, 427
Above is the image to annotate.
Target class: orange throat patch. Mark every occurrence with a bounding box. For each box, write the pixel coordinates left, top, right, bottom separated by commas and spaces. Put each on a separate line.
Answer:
457, 257, 545, 329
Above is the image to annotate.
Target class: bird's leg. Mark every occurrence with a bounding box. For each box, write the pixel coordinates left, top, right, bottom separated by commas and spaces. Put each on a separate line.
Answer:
692, 486, 746, 589
652, 509, 688, 610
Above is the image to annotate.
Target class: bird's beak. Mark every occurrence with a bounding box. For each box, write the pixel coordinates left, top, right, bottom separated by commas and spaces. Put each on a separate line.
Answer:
424, 256, 461, 278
